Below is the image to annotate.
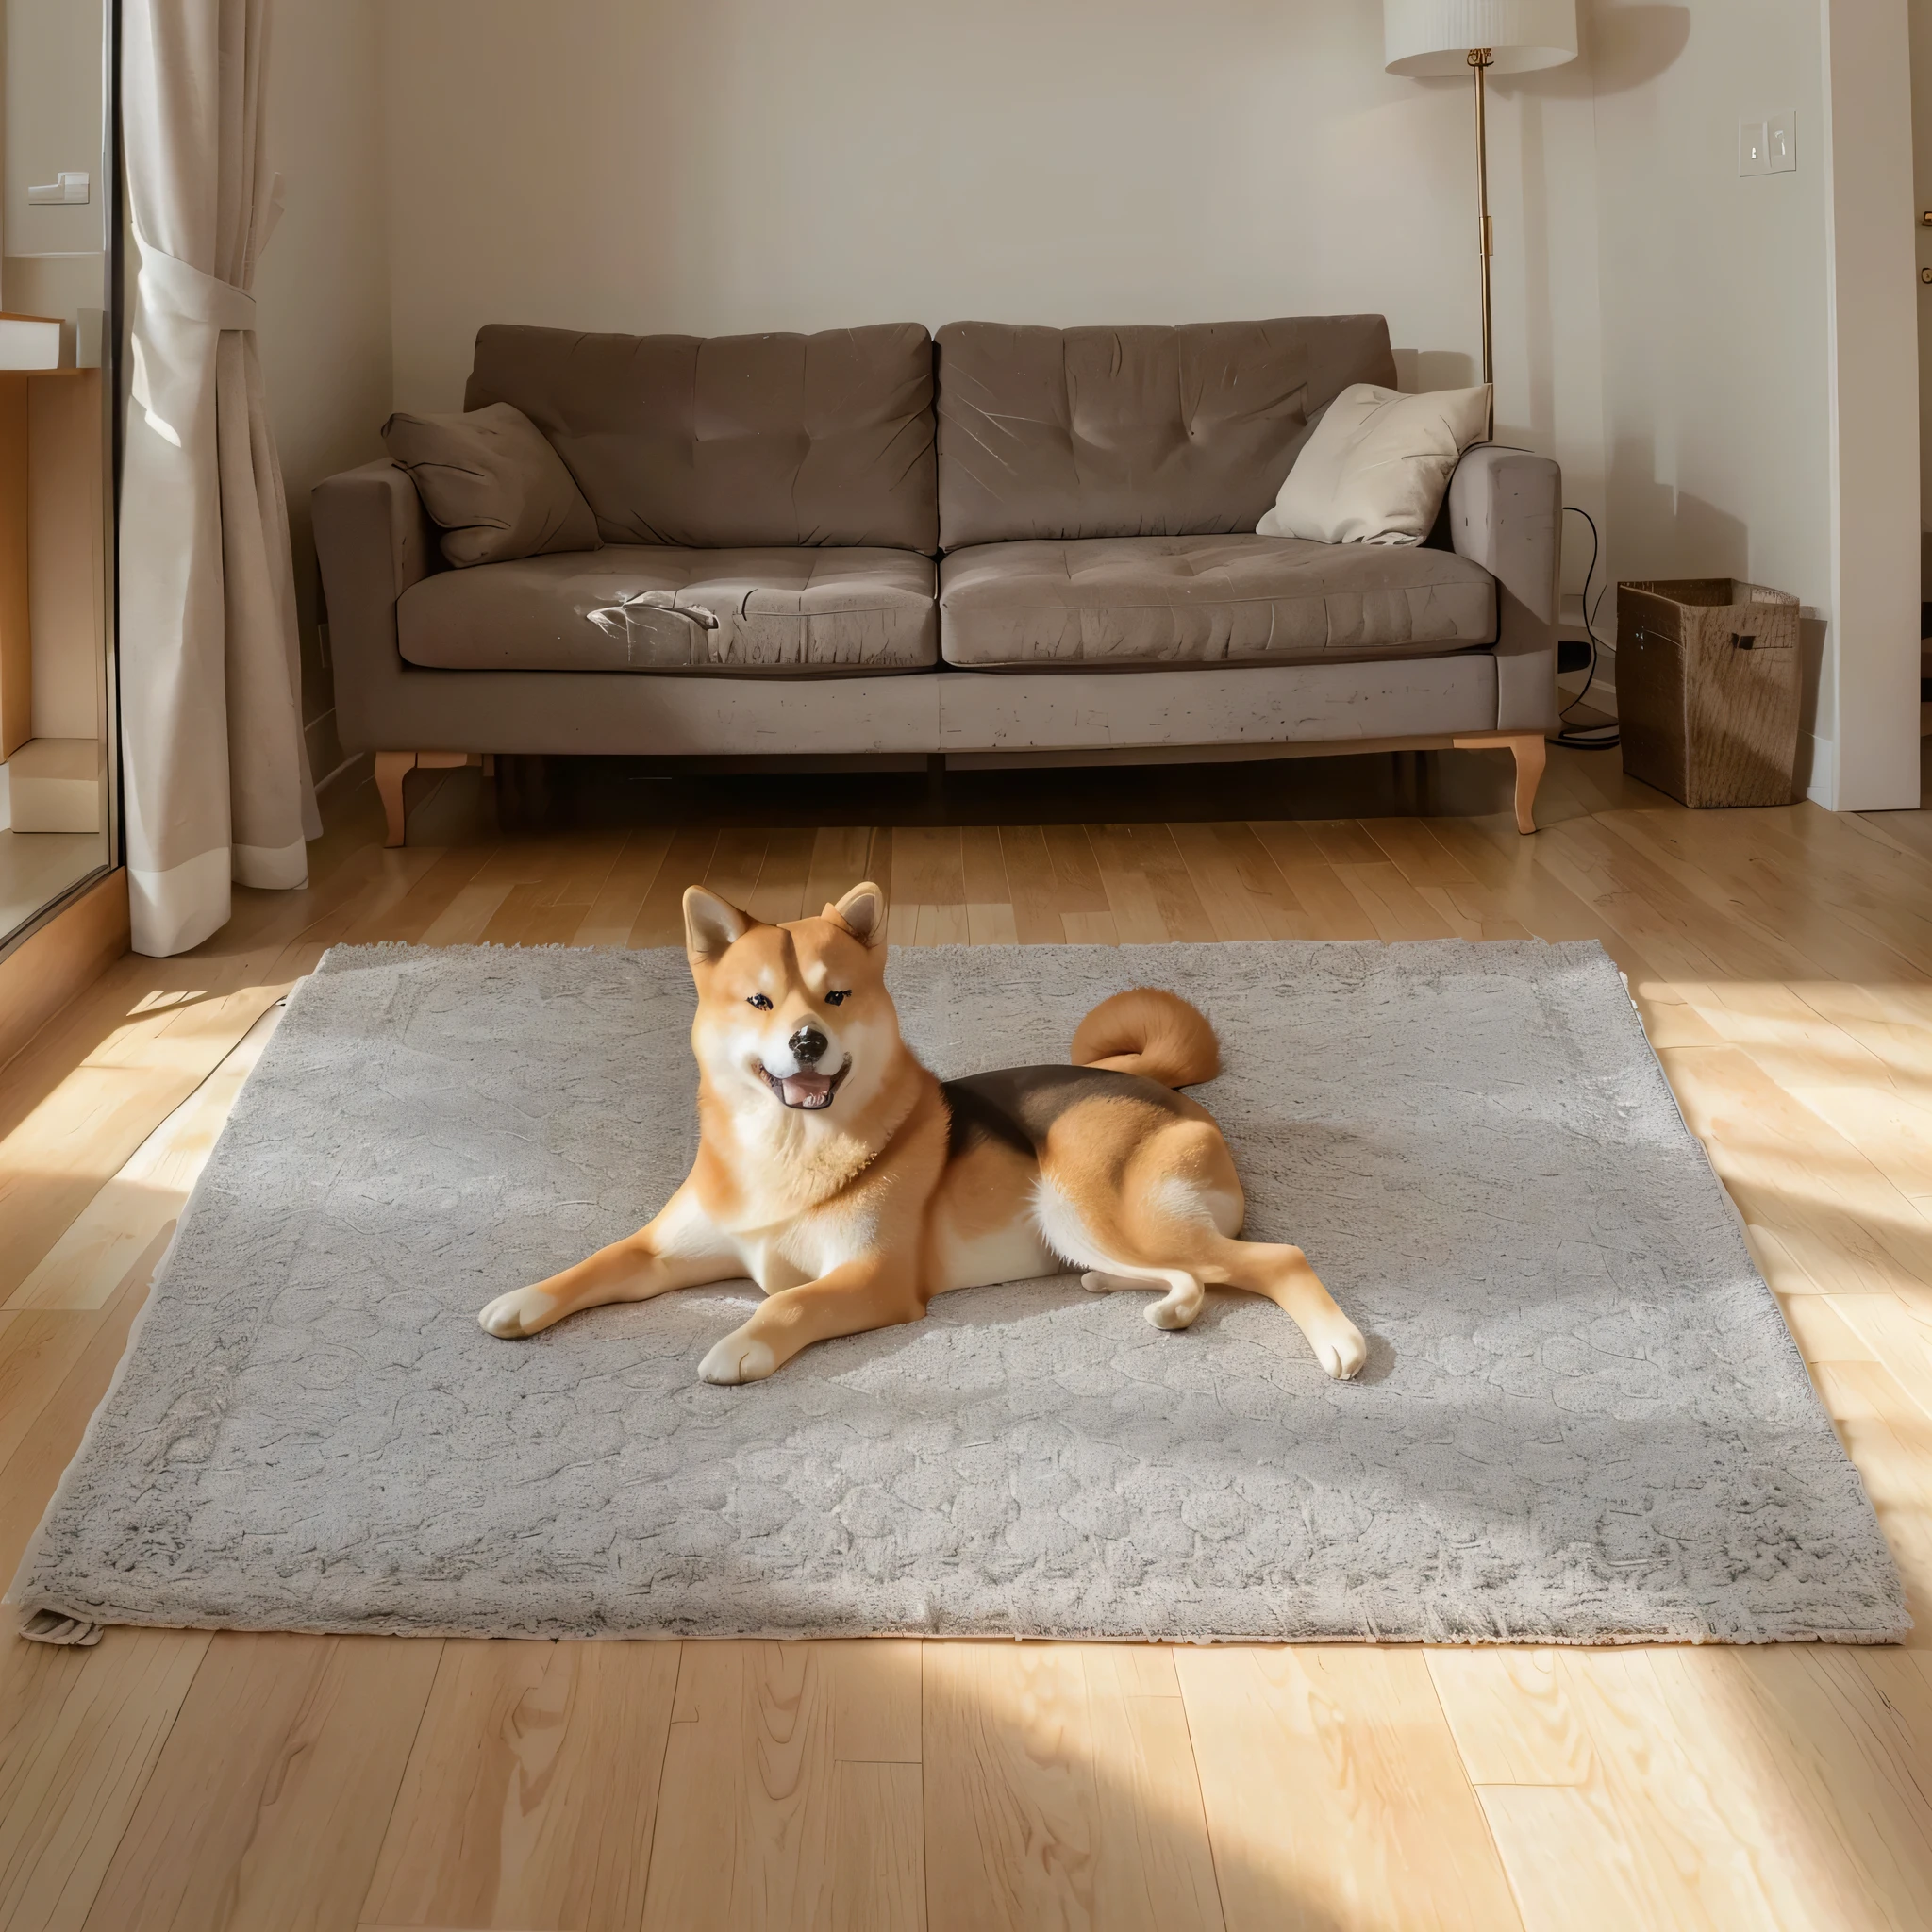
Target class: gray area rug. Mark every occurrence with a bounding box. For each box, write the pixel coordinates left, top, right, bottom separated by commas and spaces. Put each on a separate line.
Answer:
12, 940, 1906, 1644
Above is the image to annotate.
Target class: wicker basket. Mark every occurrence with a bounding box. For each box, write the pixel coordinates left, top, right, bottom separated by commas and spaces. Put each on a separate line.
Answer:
1615, 579, 1801, 808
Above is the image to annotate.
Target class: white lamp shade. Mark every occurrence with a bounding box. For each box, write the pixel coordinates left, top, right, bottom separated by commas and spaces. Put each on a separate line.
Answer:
1384, 0, 1577, 75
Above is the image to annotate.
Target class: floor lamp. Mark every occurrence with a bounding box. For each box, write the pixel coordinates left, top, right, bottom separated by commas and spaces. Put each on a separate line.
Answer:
1384, 2, 1577, 417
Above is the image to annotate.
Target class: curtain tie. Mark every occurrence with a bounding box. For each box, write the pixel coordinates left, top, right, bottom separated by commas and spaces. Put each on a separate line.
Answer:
136, 234, 257, 332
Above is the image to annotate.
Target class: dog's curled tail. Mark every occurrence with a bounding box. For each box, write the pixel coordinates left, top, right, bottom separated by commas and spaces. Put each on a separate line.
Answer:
1071, 988, 1220, 1089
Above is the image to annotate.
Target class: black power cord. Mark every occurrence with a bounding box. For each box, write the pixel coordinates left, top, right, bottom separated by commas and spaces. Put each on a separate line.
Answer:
1552, 506, 1620, 750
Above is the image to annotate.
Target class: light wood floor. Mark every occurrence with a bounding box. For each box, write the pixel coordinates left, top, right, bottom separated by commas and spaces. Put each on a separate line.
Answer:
0, 827, 108, 952
4, 744, 1932, 1930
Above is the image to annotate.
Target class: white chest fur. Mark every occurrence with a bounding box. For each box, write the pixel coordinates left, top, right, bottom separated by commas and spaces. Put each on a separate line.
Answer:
736, 1195, 883, 1294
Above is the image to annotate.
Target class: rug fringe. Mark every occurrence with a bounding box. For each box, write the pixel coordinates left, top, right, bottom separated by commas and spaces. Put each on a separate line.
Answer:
20, 1608, 102, 1646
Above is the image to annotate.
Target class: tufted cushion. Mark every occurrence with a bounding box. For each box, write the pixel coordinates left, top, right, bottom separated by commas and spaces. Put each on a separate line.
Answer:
935, 317, 1398, 550
465, 323, 938, 552
938, 534, 1494, 669
398, 545, 937, 675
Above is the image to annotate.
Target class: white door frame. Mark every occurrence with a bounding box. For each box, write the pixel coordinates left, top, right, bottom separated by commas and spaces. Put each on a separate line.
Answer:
1821, 0, 1921, 809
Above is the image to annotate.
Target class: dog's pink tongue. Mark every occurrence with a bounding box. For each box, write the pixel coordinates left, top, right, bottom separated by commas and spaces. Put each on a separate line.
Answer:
782, 1071, 833, 1108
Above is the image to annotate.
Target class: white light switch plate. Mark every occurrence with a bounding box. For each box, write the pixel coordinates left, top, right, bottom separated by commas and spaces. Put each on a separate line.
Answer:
1740, 112, 1795, 177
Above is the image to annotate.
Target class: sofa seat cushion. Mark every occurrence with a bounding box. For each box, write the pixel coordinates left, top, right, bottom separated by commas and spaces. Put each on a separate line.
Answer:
398, 546, 938, 675
938, 535, 1495, 670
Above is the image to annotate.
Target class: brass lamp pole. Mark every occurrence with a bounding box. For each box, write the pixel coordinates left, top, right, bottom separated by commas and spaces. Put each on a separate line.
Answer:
1383, 3, 1578, 425
1469, 46, 1494, 400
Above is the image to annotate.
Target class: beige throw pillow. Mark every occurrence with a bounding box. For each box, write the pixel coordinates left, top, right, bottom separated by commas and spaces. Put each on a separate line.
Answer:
383, 402, 602, 568
1257, 384, 1491, 546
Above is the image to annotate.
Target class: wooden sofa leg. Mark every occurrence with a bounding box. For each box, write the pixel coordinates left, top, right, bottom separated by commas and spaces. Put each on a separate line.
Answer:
375, 752, 417, 848
1451, 732, 1548, 834
1508, 733, 1547, 835
1491, 734, 1553, 834
375, 750, 481, 848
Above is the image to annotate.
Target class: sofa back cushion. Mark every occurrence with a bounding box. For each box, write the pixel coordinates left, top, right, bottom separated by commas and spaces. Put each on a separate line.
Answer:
935, 316, 1397, 550
465, 323, 938, 552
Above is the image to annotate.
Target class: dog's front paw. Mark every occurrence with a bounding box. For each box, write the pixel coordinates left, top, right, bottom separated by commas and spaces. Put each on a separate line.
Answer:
477, 1288, 554, 1339
1314, 1319, 1368, 1381
699, 1331, 777, 1385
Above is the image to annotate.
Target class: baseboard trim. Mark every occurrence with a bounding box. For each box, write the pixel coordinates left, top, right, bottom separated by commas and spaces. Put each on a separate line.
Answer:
0, 867, 129, 1074
1557, 669, 1616, 709
1802, 731, 1836, 807
313, 749, 372, 804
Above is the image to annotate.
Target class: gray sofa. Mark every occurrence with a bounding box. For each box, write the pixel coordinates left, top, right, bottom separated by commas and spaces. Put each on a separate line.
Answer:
312, 317, 1560, 843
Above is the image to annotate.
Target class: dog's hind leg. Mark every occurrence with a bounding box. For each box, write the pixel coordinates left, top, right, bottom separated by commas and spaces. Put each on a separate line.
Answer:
1079, 1266, 1206, 1329
1102, 1125, 1362, 1374
1195, 1235, 1367, 1380
1037, 1171, 1210, 1329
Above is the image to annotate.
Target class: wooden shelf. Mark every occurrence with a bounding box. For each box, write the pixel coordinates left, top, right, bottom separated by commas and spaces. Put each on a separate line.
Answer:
0, 375, 25, 758
0, 311, 92, 380
0, 365, 103, 759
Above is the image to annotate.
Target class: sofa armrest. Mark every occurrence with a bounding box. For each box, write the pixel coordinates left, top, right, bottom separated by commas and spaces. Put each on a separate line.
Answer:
1446, 445, 1560, 734
312, 459, 441, 751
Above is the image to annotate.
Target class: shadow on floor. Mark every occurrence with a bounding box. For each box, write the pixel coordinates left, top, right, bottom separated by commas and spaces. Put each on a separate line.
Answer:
488, 745, 1624, 834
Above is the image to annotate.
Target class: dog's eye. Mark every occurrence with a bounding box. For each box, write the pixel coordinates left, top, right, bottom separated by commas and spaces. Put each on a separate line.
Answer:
746, 993, 773, 1010
825, 990, 850, 1007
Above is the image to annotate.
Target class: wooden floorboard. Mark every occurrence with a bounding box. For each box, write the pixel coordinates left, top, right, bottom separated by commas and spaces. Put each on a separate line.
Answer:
0, 747, 1930, 1926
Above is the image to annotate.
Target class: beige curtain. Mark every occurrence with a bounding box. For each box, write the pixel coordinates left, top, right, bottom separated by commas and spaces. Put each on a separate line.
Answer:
121, 0, 318, 958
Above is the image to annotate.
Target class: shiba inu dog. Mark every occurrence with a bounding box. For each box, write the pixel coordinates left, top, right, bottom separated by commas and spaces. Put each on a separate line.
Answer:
478, 881, 1369, 1386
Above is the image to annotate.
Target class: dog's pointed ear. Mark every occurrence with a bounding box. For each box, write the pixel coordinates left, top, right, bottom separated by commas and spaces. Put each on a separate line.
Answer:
824, 880, 888, 947
683, 885, 753, 961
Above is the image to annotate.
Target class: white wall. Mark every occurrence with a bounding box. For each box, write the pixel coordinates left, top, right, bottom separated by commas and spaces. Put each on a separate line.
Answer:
1821, 0, 1919, 811
1914, 0, 1932, 553
3, 0, 104, 261
1588, 1, 1918, 809
255, 0, 393, 793
1587, 0, 1911, 805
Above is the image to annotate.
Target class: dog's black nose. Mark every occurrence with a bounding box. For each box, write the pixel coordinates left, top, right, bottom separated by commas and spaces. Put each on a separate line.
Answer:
790, 1026, 828, 1066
